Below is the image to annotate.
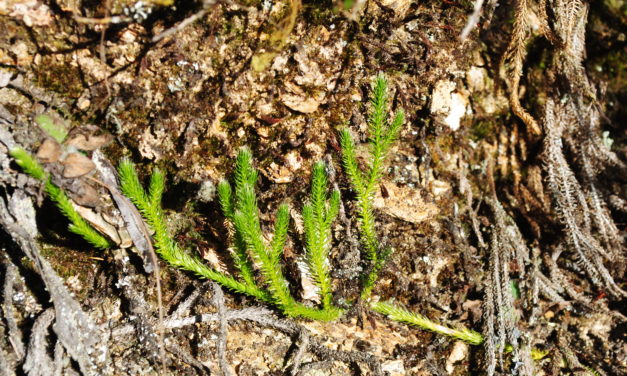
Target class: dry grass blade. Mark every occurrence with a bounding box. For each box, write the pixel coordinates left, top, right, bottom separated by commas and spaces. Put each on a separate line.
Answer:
212, 282, 234, 376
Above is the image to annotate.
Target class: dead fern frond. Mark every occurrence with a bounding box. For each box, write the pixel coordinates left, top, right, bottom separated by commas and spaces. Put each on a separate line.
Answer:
557, 331, 606, 376
501, 0, 545, 135
577, 143, 623, 257
542, 99, 625, 298
548, 0, 625, 270
483, 198, 535, 376
552, 0, 593, 96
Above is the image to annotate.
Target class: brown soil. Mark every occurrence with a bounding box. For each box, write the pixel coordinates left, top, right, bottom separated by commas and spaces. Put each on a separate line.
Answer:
0, 1, 625, 375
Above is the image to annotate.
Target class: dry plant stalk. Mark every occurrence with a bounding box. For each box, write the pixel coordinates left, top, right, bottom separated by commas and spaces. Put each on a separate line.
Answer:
501, 0, 542, 135
540, 0, 625, 298
483, 198, 535, 376
543, 99, 625, 298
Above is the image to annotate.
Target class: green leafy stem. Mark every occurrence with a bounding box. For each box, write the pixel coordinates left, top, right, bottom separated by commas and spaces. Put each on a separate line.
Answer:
9, 74, 507, 346
9, 148, 111, 249
340, 74, 404, 300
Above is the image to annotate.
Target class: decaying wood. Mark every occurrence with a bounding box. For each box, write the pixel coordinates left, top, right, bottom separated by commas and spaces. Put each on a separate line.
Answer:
1, 259, 25, 362
23, 308, 56, 376
0, 192, 109, 375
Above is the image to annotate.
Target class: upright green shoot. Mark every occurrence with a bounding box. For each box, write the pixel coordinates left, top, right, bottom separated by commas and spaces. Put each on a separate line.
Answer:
341, 74, 404, 300
227, 149, 292, 307
302, 162, 340, 310
221, 148, 341, 320
117, 159, 270, 302
217, 164, 256, 288
9, 148, 111, 249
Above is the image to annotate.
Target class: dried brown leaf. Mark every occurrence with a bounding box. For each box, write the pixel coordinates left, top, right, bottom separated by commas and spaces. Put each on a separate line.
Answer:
62, 152, 95, 178
36, 138, 61, 163
65, 133, 112, 151
70, 180, 100, 207
73, 205, 122, 245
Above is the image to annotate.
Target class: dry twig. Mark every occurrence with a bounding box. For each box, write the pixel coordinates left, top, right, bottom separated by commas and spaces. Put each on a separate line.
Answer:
1, 258, 25, 361
460, 0, 485, 40
23, 309, 56, 376
211, 282, 233, 376
152, 0, 218, 43
0, 191, 109, 375
165, 343, 210, 375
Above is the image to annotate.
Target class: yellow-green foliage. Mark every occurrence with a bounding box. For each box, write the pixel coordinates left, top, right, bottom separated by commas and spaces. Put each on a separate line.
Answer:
340, 74, 404, 299
10, 148, 111, 249
217, 148, 342, 320
372, 301, 484, 345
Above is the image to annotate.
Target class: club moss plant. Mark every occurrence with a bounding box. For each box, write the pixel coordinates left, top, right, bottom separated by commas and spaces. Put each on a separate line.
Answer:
340, 74, 404, 300
301, 161, 340, 311
10, 75, 489, 344
211, 148, 342, 320
371, 301, 484, 345
9, 148, 111, 249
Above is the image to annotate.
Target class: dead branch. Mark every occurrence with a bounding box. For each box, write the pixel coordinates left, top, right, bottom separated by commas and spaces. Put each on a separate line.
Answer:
23, 309, 56, 376
0, 190, 109, 375
211, 282, 234, 376
1, 258, 25, 361
111, 306, 276, 336
172, 282, 211, 319
286, 327, 310, 376
165, 343, 210, 375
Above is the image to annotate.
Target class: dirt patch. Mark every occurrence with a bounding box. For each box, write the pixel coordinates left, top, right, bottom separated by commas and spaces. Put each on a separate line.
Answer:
0, 1, 625, 375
